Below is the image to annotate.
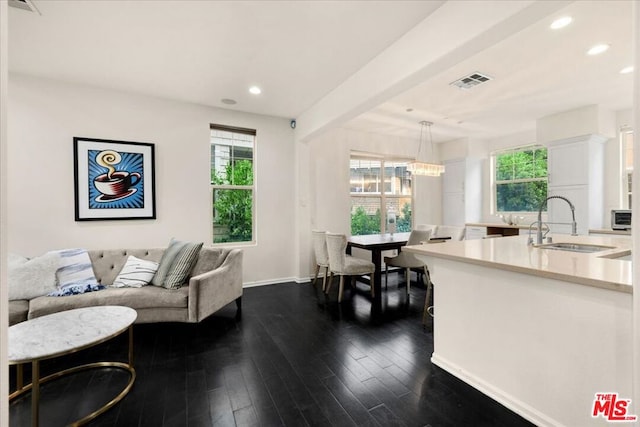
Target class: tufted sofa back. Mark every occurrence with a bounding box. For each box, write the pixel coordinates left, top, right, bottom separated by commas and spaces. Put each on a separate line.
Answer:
88, 247, 231, 287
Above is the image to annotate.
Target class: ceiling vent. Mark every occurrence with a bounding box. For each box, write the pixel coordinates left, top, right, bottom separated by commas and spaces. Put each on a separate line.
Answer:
8, 0, 40, 13
450, 72, 492, 90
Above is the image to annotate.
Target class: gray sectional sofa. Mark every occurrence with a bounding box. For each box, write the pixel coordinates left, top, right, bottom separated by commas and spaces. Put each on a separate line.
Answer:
9, 247, 243, 326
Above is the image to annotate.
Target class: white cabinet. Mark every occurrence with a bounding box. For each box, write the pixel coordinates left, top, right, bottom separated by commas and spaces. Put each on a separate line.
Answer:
442, 158, 482, 227
546, 135, 605, 235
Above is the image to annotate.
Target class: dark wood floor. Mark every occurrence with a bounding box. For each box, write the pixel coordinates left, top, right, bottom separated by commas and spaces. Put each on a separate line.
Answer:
9, 276, 536, 427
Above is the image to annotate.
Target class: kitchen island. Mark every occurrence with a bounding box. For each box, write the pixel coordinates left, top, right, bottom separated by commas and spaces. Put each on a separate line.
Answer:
404, 235, 633, 427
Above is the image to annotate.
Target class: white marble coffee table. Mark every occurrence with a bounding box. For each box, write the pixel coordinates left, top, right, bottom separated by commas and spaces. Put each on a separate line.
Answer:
9, 306, 137, 427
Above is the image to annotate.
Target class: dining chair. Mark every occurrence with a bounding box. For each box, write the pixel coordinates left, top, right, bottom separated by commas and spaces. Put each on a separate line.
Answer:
383, 229, 431, 295
325, 233, 375, 302
311, 230, 330, 291
435, 225, 466, 241
415, 224, 437, 234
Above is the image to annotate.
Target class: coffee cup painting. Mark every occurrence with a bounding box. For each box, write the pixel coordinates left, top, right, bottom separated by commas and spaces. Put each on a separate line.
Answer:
89, 149, 144, 208
74, 137, 155, 221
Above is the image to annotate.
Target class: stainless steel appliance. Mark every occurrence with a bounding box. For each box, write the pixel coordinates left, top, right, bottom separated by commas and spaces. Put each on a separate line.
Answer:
611, 209, 632, 230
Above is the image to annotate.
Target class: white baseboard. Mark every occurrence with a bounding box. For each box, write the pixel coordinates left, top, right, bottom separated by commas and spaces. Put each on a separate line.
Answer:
431, 353, 561, 427
242, 277, 302, 288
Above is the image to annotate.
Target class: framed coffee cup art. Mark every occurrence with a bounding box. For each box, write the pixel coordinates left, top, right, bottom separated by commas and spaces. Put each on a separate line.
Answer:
74, 137, 156, 221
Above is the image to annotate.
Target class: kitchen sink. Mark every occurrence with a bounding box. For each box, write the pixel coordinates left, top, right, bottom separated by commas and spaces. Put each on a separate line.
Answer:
536, 243, 616, 253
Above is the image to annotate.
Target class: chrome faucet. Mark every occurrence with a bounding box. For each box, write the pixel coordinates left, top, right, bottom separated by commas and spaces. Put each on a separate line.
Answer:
535, 196, 578, 244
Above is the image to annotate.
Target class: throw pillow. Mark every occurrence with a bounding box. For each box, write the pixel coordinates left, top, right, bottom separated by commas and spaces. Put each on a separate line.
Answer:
112, 255, 159, 288
163, 241, 203, 289
47, 248, 103, 297
8, 252, 59, 300
152, 238, 203, 289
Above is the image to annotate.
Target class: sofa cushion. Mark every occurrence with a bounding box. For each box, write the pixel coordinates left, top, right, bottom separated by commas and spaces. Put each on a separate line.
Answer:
191, 248, 229, 277
9, 300, 29, 326
8, 253, 59, 300
88, 249, 164, 286
112, 256, 159, 288
28, 286, 189, 320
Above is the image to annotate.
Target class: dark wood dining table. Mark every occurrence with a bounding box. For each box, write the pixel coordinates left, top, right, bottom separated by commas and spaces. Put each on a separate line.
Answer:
346, 232, 411, 300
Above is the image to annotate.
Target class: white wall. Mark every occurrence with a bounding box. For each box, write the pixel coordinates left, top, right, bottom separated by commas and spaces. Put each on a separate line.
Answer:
8, 74, 297, 285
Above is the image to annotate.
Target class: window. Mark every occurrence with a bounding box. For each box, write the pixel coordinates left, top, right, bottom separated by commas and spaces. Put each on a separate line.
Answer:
350, 155, 412, 235
211, 125, 255, 244
622, 129, 634, 208
493, 146, 547, 212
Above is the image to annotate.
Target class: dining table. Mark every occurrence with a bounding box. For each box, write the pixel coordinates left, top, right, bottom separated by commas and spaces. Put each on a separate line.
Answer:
346, 232, 451, 310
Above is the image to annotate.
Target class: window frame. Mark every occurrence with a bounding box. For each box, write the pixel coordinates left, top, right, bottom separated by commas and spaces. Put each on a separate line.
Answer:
349, 152, 414, 235
210, 124, 256, 246
491, 144, 548, 214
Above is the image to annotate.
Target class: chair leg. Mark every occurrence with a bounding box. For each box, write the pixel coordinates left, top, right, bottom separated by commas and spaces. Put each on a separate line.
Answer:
312, 264, 320, 285
322, 267, 329, 291
326, 272, 334, 294
338, 276, 345, 302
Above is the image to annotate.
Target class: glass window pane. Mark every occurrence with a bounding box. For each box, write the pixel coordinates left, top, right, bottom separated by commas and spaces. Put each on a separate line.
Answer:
213, 189, 253, 243
383, 162, 411, 195
211, 130, 254, 185
351, 197, 381, 235
350, 159, 381, 193
386, 198, 412, 232
496, 181, 547, 212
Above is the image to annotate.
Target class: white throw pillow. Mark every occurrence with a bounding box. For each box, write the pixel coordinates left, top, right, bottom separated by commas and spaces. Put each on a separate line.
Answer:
112, 255, 159, 288
8, 252, 59, 300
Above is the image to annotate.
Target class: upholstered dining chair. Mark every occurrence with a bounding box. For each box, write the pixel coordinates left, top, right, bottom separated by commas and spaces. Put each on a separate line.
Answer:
435, 225, 465, 241
383, 229, 432, 295
325, 233, 375, 303
415, 224, 437, 234
311, 230, 330, 291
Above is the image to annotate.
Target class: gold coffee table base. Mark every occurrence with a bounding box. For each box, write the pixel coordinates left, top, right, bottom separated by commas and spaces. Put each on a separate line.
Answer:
10, 361, 136, 426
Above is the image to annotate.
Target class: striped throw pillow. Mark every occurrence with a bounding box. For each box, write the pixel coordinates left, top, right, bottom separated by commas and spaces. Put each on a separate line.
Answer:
152, 239, 203, 289
112, 256, 159, 288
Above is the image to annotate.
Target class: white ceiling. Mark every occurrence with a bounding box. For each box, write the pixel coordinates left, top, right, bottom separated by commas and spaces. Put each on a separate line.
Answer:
8, 0, 634, 143
8, 0, 441, 119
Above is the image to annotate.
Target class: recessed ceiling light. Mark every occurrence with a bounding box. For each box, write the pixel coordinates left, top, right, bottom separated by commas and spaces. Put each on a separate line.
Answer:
221, 98, 237, 105
587, 44, 610, 56
249, 86, 262, 95
620, 66, 634, 74
550, 16, 572, 29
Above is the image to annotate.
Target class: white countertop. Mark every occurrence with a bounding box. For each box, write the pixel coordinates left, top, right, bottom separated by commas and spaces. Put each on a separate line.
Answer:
404, 234, 632, 293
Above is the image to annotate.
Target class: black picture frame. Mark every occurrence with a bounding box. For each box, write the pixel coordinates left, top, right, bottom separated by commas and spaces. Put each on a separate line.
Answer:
74, 137, 156, 221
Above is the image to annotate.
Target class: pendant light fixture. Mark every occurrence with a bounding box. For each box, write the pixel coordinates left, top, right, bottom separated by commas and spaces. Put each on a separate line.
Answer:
408, 120, 445, 177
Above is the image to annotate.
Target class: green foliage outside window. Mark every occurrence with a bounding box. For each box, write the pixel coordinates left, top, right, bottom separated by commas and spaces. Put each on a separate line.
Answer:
350, 202, 412, 235
213, 160, 253, 243
495, 147, 547, 212
351, 207, 381, 236
396, 203, 412, 232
